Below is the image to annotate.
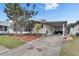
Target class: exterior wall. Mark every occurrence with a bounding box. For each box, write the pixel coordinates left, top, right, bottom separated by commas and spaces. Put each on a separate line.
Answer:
0, 31, 9, 34
32, 24, 53, 35
38, 25, 47, 34
70, 27, 76, 35
0, 26, 9, 34
45, 25, 52, 35
39, 24, 52, 35
70, 24, 79, 35
0, 21, 13, 34
32, 24, 47, 34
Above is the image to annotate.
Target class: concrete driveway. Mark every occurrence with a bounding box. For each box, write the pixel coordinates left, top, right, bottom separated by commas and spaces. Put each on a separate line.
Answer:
0, 35, 63, 56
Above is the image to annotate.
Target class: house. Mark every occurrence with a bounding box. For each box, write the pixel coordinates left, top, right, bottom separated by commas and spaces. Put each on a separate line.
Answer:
32, 20, 67, 36
0, 20, 67, 36
0, 21, 11, 34
70, 21, 79, 35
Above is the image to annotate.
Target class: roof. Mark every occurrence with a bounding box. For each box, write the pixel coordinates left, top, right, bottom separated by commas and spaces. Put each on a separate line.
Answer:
45, 21, 67, 27
32, 20, 67, 27
70, 21, 79, 27
0, 20, 67, 27
0, 21, 11, 26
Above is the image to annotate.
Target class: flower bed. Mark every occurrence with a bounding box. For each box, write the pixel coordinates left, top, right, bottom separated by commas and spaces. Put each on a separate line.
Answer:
16, 34, 41, 42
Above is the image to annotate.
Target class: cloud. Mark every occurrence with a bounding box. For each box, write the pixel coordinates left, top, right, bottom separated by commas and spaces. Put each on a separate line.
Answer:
45, 3, 58, 10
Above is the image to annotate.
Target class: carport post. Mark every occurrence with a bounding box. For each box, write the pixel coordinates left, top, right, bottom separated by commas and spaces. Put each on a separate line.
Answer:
63, 24, 65, 37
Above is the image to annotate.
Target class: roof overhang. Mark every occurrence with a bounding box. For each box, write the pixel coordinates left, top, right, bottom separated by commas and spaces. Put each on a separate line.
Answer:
45, 21, 67, 27
0, 21, 10, 26
33, 20, 67, 27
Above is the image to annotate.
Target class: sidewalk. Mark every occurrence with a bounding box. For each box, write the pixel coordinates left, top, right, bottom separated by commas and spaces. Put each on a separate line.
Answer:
0, 46, 10, 54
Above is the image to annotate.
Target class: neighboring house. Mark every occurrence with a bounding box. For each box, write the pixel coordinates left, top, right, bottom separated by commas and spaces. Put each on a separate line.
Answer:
0, 21, 11, 34
0, 20, 67, 36
70, 21, 79, 35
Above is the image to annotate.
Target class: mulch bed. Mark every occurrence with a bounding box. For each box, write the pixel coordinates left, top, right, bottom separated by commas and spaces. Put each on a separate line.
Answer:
15, 34, 41, 42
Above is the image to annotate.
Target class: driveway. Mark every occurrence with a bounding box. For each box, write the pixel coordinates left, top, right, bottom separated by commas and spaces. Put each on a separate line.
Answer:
0, 35, 63, 56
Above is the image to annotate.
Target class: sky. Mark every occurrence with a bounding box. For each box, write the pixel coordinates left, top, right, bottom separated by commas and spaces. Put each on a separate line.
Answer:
0, 3, 79, 24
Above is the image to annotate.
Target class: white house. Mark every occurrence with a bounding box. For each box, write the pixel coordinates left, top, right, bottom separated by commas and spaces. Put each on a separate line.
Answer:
0, 20, 67, 36
32, 20, 67, 36
70, 21, 79, 35
0, 21, 11, 34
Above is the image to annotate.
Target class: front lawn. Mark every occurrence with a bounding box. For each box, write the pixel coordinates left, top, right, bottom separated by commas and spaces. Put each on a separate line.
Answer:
60, 36, 79, 56
0, 35, 24, 49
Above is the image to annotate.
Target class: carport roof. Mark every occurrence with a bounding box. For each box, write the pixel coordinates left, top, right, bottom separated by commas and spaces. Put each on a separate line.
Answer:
33, 20, 67, 27
45, 21, 67, 27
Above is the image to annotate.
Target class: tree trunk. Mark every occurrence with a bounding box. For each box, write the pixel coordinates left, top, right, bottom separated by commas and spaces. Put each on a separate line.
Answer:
15, 21, 20, 36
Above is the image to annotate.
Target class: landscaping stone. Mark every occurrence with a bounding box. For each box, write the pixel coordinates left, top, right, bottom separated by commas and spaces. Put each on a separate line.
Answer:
64, 36, 73, 41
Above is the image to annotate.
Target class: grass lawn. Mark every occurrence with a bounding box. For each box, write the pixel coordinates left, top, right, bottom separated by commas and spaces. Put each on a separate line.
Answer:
60, 36, 79, 56
0, 35, 24, 49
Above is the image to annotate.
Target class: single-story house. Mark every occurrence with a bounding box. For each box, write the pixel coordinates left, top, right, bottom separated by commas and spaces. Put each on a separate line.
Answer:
0, 21, 11, 34
70, 21, 79, 35
0, 20, 67, 36
32, 20, 67, 36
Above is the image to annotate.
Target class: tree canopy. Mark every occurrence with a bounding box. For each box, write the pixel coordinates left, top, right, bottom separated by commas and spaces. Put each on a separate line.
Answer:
4, 3, 38, 35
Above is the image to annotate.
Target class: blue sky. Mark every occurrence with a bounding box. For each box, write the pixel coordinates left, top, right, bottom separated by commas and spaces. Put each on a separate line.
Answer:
0, 3, 79, 24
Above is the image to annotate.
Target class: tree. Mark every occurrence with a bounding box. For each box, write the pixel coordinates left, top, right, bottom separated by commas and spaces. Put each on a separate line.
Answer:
67, 23, 75, 34
4, 3, 38, 35
34, 23, 41, 35
4, 3, 23, 35
18, 4, 38, 35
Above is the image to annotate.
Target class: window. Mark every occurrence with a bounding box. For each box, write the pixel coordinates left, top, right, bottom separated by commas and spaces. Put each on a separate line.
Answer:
41, 23, 43, 28
0, 25, 3, 31
0, 25, 7, 31
4, 26, 7, 31
78, 27, 79, 31
51, 27, 52, 30
14, 27, 16, 31
25, 26, 31, 31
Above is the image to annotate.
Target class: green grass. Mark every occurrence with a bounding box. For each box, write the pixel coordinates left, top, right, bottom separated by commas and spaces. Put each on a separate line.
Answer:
0, 35, 24, 49
60, 36, 79, 56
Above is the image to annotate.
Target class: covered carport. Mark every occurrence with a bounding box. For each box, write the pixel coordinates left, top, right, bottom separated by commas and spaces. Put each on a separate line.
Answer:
45, 21, 67, 37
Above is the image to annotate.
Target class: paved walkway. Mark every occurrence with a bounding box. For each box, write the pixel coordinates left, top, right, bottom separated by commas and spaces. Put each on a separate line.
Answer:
0, 46, 10, 54
0, 35, 63, 56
